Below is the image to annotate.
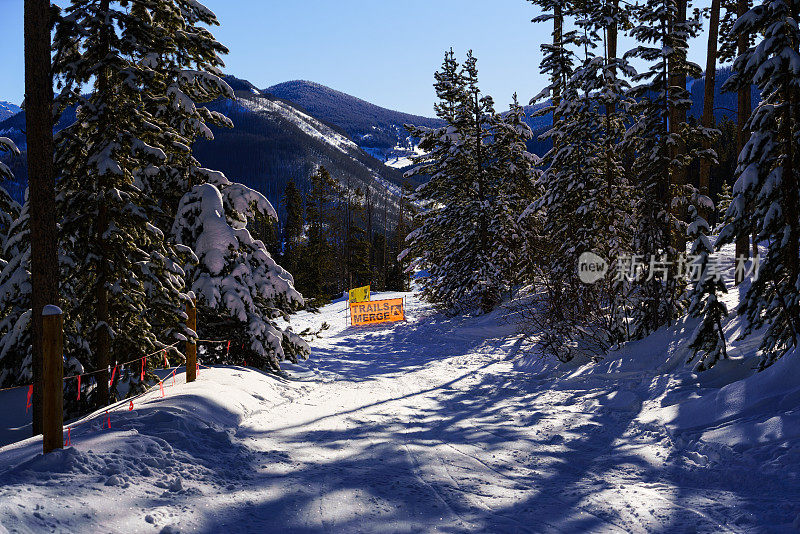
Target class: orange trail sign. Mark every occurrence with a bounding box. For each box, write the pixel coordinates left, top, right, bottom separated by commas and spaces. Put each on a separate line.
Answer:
350, 298, 405, 327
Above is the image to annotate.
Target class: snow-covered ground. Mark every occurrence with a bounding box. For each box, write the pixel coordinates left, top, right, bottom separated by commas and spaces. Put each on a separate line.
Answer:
384, 145, 426, 170
1, 279, 799, 532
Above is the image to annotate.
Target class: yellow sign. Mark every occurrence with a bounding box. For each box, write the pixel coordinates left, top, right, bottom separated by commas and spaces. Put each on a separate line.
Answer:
350, 298, 405, 326
349, 285, 371, 304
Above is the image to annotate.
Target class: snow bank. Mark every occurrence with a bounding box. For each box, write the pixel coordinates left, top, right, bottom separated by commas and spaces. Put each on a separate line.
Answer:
659, 348, 800, 447
513, 242, 800, 455
0, 366, 307, 532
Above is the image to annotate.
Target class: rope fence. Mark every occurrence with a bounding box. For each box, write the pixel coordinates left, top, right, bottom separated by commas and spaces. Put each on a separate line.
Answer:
0, 336, 235, 426
59, 361, 218, 447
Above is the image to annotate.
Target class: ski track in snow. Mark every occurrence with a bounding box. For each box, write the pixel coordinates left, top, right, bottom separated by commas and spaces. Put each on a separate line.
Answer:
0, 291, 798, 533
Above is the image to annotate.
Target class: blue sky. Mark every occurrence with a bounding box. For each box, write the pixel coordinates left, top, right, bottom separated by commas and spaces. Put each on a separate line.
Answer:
0, 0, 713, 117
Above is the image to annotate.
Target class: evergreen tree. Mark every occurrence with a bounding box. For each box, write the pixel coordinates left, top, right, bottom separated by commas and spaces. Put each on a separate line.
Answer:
526, 2, 635, 359
405, 51, 502, 312
371, 232, 387, 291
389, 182, 414, 292
136, 0, 234, 223
281, 178, 304, 274
687, 204, 729, 371
250, 209, 280, 259
528, 0, 576, 118
0, 138, 20, 235
52, 0, 196, 405
716, 181, 733, 227
172, 174, 308, 371
346, 188, 371, 288
0, 193, 83, 393
489, 95, 540, 290
298, 166, 338, 301
698, 0, 725, 218
624, 0, 711, 337
0, 194, 31, 387
717, 0, 800, 369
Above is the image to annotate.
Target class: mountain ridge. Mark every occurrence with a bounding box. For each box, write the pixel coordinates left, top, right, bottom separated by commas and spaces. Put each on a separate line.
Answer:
0, 69, 759, 208
0, 102, 21, 122
265, 80, 444, 163
0, 76, 408, 222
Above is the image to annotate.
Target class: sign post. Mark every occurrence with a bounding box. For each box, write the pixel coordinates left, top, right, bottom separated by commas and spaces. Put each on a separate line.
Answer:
186, 297, 197, 383
42, 305, 63, 453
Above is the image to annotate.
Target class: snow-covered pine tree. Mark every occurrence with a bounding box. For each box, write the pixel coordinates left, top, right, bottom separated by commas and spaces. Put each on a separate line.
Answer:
528, 0, 575, 118
624, 0, 711, 337
0, 137, 20, 236
523, 1, 635, 360
52, 0, 195, 405
529, 62, 607, 360
0, 139, 85, 395
0, 192, 30, 388
716, 180, 733, 228
405, 51, 502, 312
132, 0, 240, 392
403, 50, 462, 306
0, 137, 22, 386
136, 0, 234, 224
717, 0, 800, 369
297, 166, 339, 301
0, 192, 84, 394
172, 173, 308, 371
687, 203, 729, 371
489, 95, 540, 289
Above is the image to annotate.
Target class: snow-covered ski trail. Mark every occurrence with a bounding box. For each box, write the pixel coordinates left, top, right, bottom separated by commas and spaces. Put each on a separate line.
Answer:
0, 291, 797, 533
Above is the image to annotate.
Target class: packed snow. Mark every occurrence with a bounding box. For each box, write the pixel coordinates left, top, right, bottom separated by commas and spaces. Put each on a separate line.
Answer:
1, 277, 799, 532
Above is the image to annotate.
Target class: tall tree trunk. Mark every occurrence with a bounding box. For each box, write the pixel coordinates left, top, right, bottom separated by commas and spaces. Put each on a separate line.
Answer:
783, 0, 800, 338
553, 3, 564, 122
604, 0, 619, 209
734, 0, 751, 284
669, 0, 689, 255
606, 0, 618, 112
699, 0, 721, 221
24, 0, 59, 436
473, 91, 491, 312
94, 0, 112, 407
661, 16, 676, 327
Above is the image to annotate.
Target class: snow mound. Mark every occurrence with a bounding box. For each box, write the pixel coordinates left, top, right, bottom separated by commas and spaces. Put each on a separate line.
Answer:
1, 367, 282, 482
662, 349, 800, 447
512, 242, 800, 457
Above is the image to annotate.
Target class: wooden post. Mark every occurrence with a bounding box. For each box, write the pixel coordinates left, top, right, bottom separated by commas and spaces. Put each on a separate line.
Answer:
186, 298, 197, 382
25, 0, 59, 437
42, 305, 63, 454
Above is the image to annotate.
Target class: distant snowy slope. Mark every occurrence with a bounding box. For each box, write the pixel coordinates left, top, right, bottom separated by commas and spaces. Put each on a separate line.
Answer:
0, 101, 20, 122
0, 77, 408, 221
238, 92, 358, 154
264, 81, 556, 168
266, 80, 444, 164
